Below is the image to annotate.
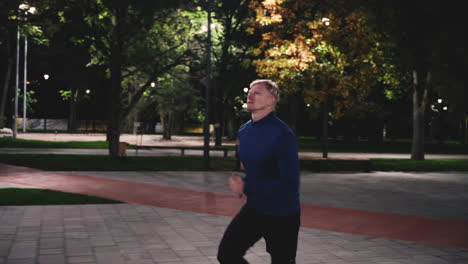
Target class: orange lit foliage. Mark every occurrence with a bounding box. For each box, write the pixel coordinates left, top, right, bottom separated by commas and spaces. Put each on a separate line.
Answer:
249, 0, 386, 118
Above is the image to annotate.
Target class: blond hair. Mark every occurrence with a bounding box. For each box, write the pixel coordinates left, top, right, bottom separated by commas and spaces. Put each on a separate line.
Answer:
249, 79, 280, 101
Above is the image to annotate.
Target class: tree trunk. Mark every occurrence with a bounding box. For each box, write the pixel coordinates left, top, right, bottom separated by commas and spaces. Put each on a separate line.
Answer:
107, 5, 125, 157
67, 88, 78, 132
411, 70, 429, 160
162, 112, 172, 140
226, 107, 236, 141
287, 93, 298, 133
322, 94, 329, 158
463, 115, 468, 144
0, 50, 13, 128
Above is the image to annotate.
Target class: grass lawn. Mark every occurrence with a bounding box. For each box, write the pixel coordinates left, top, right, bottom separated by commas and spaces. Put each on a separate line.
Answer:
2, 136, 467, 154
370, 158, 468, 172
0, 188, 122, 206
1, 154, 468, 172
0, 137, 108, 149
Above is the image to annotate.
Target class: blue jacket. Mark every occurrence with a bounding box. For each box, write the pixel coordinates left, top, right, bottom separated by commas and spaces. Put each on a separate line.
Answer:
238, 112, 300, 216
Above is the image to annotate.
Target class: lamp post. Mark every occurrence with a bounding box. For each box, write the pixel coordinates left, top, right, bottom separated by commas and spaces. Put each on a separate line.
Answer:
22, 34, 28, 132
430, 98, 448, 141
13, 4, 36, 137
321, 17, 330, 158
13, 22, 20, 138
203, 0, 212, 170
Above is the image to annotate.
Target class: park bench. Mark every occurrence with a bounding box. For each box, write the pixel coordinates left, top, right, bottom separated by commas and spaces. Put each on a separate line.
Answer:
134, 145, 231, 157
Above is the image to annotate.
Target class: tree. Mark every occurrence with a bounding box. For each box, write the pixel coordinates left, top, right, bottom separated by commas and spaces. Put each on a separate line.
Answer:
209, 0, 258, 144
369, 0, 466, 159
0, 1, 16, 129
249, 0, 395, 156
0, 0, 45, 130
154, 70, 199, 140
55, 0, 192, 156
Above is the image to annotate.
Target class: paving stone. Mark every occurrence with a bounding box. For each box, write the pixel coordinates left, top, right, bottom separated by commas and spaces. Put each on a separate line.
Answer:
124, 260, 155, 264
148, 249, 180, 262
7, 241, 36, 259
67, 255, 96, 263
0, 241, 10, 257
39, 248, 64, 255
66, 247, 93, 257
38, 254, 65, 264
174, 249, 203, 258
5, 258, 35, 264
95, 252, 125, 264
39, 238, 64, 249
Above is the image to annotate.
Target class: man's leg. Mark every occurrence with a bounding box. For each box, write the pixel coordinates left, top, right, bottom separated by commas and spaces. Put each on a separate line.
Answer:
217, 206, 263, 264
264, 212, 300, 264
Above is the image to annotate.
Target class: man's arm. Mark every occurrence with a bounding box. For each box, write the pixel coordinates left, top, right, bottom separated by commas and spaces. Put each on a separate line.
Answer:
229, 162, 245, 198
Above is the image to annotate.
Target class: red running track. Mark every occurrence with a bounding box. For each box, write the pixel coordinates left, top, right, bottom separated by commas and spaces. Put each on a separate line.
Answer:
1, 163, 467, 249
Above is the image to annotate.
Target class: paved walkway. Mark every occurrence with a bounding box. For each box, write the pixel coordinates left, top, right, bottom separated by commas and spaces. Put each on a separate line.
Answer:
3, 132, 468, 159
3, 147, 468, 159
1, 163, 468, 264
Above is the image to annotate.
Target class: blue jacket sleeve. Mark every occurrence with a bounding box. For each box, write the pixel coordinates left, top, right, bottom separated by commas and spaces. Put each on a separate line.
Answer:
276, 131, 300, 196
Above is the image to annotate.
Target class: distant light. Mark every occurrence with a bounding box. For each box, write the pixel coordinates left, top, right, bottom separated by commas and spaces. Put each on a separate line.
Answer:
321, 17, 330, 26
443, 106, 448, 111
242, 103, 247, 109
43, 74, 49, 80
307, 104, 310, 107
26, 81, 30, 84
151, 82, 156, 87
19, 4, 37, 14
437, 98, 442, 104
85, 89, 90, 94
28, 6, 37, 14
19, 4, 29, 10
243, 87, 249, 93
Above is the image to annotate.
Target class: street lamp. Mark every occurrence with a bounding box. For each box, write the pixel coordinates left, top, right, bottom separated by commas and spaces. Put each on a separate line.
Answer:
203, 0, 212, 169
13, 4, 37, 137
43, 74, 49, 80
321, 17, 331, 26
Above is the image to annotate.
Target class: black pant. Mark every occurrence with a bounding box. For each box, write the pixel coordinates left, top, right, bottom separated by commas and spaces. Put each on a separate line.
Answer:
217, 205, 300, 264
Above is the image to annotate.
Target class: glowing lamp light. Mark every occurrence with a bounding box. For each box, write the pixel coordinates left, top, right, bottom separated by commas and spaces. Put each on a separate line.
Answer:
242, 103, 247, 109
151, 82, 156, 87
43, 74, 49, 80
85, 89, 90, 94
321, 17, 330, 26
243, 87, 249, 93
437, 98, 442, 104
